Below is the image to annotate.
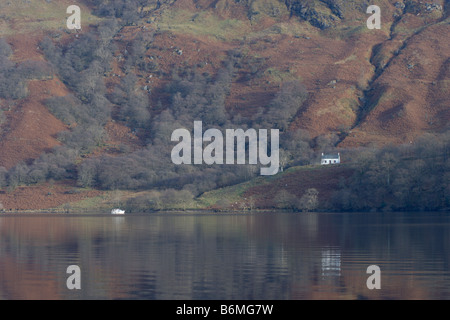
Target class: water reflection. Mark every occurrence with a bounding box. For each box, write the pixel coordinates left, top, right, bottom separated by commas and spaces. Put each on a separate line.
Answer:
0, 212, 449, 299
321, 248, 341, 278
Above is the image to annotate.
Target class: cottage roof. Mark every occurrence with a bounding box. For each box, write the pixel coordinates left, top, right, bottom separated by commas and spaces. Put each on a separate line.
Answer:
321, 153, 340, 159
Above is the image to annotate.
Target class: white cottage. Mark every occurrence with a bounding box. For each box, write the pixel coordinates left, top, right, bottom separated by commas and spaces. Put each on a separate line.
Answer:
321, 153, 340, 165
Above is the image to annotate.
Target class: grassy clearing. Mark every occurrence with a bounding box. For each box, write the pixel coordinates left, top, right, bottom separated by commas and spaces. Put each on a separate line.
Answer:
54, 189, 135, 213
335, 54, 357, 65
157, 7, 313, 42
55, 193, 110, 212
196, 180, 257, 208
158, 9, 250, 41
246, 20, 317, 41
0, 0, 101, 36
264, 67, 299, 83
196, 165, 316, 208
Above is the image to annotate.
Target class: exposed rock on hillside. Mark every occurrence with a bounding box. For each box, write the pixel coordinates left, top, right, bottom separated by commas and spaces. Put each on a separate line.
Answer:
285, 0, 346, 29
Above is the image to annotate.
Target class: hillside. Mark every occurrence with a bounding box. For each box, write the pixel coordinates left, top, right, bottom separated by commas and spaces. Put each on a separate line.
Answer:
0, 0, 448, 211
197, 164, 355, 211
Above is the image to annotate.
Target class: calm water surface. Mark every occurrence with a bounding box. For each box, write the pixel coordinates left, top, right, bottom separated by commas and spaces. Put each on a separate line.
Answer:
0, 211, 449, 299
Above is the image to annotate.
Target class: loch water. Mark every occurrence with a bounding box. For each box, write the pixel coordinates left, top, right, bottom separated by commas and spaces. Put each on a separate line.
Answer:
0, 211, 449, 300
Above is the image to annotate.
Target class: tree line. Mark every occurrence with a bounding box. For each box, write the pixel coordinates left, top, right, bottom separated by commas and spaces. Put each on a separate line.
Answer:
331, 131, 450, 212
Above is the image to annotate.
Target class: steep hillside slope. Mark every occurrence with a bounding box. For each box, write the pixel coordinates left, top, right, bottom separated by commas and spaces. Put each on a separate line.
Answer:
0, 0, 448, 211
142, 0, 449, 145
0, 78, 68, 169
341, 0, 450, 147
0, 0, 100, 169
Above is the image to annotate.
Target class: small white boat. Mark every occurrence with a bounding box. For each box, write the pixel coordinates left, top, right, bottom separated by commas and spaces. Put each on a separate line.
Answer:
111, 208, 125, 215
